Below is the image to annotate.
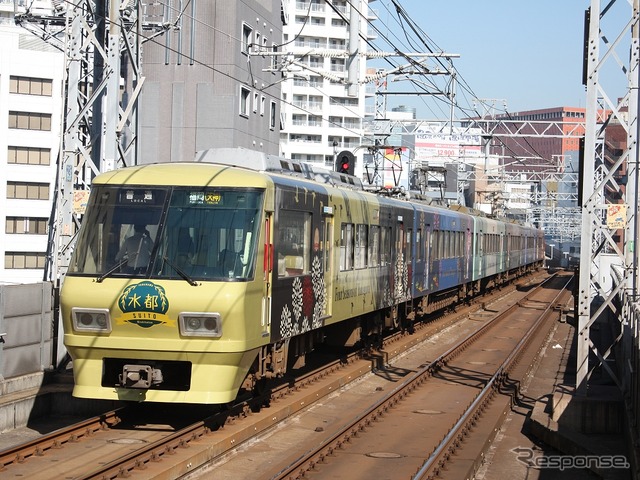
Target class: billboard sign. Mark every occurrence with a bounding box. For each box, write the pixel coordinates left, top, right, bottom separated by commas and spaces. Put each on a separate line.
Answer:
414, 126, 483, 166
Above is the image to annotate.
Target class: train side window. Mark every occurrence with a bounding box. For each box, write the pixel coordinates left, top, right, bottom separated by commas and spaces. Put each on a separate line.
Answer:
432, 230, 439, 260
277, 209, 311, 277
451, 231, 455, 258
452, 231, 456, 258
340, 223, 354, 271
354, 224, 368, 269
381, 226, 391, 266
452, 231, 457, 257
369, 225, 380, 267
444, 231, 450, 259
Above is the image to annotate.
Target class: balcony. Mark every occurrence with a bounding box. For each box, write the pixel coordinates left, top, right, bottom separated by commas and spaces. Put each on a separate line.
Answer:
296, 2, 325, 13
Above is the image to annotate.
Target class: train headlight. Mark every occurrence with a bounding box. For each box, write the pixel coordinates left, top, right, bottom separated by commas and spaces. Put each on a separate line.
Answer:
179, 312, 222, 337
71, 308, 112, 333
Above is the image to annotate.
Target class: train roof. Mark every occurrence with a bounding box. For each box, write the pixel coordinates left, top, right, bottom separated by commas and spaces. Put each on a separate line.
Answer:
194, 147, 364, 191
94, 148, 537, 231
91, 160, 271, 188
193, 148, 541, 229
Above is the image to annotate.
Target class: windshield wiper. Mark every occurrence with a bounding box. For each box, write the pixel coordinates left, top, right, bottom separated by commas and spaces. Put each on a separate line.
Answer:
96, 259, 128, 283
162, 256, 199, 286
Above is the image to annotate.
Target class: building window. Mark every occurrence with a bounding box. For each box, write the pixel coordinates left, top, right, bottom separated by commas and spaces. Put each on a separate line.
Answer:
9, 76, 52, 96
5, 252, 46, 269
271, 44, 278, 71
7, 146, 51, 165
8, 111, 52, 131
6, 217, 48, 234
7, 182, 50, 200
254, 31, 261, 53
242, 23, 253, 54
240, 86, 251, 117
253, 91, 259, 113
260, 95, 266, 116
270, 101, 277, 130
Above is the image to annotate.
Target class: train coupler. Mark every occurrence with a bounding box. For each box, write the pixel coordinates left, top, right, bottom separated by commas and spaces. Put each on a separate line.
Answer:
119, 364, 164, 388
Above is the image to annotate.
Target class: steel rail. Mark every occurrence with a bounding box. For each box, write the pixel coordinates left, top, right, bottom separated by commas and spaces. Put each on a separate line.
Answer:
414, 274, 573, 479
270, 273, 569, 480
0, 271, 549, 479
0, 410, 122, 470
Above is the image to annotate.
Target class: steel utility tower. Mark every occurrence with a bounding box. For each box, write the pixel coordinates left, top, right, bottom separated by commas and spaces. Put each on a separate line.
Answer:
18, 1, 148, 282
578, 0, 639, 394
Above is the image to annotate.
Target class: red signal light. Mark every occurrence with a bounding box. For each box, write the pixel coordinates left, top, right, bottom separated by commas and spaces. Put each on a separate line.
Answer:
336, 150, 355, 175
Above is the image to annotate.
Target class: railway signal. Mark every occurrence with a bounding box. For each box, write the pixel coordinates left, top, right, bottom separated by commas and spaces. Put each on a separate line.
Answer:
336, 150, 355, 176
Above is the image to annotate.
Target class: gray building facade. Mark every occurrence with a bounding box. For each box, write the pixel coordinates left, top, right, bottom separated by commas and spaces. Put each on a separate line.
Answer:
140, 0, 283, 164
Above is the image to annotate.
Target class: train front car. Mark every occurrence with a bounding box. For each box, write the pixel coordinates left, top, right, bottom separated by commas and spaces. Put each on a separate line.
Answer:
60, 163, 273, 404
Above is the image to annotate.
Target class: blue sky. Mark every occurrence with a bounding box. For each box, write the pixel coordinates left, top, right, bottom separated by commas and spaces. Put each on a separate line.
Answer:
371, 0, 632, 117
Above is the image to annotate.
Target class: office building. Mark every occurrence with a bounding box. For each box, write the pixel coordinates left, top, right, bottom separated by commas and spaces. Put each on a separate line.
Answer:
139, 0, 283, 163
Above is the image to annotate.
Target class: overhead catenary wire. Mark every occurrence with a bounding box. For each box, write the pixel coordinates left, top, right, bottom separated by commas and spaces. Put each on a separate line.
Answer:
376, 0, 550, 164
46, 0, 550, 164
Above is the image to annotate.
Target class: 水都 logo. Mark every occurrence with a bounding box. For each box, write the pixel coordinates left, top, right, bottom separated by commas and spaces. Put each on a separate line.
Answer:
116, 281, 173, 328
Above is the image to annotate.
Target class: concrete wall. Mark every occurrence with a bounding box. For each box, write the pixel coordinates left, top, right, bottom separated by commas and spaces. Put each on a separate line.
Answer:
0, 282, 54, 380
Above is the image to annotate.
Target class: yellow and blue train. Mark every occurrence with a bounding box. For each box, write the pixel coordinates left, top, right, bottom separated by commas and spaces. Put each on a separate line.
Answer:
60, 147, 544, 404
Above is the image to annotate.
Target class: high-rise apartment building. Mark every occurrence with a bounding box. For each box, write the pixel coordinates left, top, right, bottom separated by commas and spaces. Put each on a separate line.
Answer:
280, 0, 375, 175
0, 0, 63, 284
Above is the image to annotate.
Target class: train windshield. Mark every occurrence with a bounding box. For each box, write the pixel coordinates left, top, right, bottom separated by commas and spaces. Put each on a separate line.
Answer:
67, 186, 264, 282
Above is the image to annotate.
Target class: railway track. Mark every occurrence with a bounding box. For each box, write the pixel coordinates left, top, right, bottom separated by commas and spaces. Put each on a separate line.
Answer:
262, 272, 573, 480
0, 270, 565, 480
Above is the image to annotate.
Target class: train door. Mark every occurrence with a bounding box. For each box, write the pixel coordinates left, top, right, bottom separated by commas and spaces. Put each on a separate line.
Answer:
500, 232, 506, 272
262, 213, 273, 335
406, 227, 412, 296
395, 219, 407, 301
323, 216, 334, 317
478, 231, 484, 275
424, 226, 431, 289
